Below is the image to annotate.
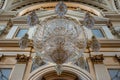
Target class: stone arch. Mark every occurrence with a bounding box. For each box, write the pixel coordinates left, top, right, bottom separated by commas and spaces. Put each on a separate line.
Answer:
29, 64, 93, 80
18, 2, 102, 17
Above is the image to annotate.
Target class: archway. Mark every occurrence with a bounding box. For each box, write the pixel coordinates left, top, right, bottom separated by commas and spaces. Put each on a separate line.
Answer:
29, 64, 93, 80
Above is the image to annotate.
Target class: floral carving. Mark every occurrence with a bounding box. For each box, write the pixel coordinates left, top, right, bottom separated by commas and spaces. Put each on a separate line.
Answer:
90, 54, 104, 63
16, 54, 29, 62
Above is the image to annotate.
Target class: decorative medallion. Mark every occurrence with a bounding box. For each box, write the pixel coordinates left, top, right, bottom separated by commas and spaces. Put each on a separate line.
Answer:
91, 36, 101, 52
27, 11, 39, 27
19, 33, 29, 49
84, 12, 95, 29
55, 1, 67, 17
33, 17, 87, 75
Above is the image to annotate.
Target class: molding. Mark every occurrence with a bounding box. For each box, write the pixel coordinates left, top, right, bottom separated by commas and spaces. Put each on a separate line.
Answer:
9, 0, 109, 12
0, 52, 30, 56
91, 52, 120, 56
29, 63, 93, 80
0, 39, 120, 47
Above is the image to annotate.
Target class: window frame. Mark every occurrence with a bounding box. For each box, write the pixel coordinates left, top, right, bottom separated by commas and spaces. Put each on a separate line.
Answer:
92, 27, 107, 39
0, 25, 6, 35
0, 68, 12, 80
0, 65, 13, 80
107, 66, 120, 80
13, 25, 28, 39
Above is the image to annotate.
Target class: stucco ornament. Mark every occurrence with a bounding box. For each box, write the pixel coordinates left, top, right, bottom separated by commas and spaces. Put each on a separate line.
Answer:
27, 11, 39, 27
84, 12, 95, 29
33, 17, 87, 75
91, 36, 101, 52
19, 33, 29, 49
55, 1, 67, 17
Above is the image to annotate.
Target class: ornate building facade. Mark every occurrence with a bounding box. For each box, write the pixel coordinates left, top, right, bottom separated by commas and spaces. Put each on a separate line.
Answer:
0, 0, 120, 80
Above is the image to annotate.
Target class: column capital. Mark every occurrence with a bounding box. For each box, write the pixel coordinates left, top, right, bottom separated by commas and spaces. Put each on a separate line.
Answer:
90, 54, 104, 64
16, 54, 29, 63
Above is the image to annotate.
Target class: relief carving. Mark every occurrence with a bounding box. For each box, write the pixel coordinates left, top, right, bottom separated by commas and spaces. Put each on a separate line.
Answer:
90, 54, 104, 63
16, 54, 29, 62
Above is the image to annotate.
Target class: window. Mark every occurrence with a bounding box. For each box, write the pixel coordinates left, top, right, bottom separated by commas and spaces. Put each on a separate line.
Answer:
92, 29, 104, 38
108, 69, 120, 80
16, 29, 28, 38
0, 68, 12, 80
0, 25, 6, 35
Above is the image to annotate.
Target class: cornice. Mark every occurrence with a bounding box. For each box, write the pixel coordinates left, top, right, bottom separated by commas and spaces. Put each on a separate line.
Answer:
0, 39, 119, 47
105, 13, 120, 22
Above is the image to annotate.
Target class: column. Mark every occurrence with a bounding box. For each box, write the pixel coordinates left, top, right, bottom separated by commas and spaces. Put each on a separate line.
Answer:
94, 64, 111, 80
90, 54, 111, 80
10, 64, 26, 80
10, 54, 29, 80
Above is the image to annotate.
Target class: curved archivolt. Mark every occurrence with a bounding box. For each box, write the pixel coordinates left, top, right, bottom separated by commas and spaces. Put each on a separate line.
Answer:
18, 2, 102, 17
29, 63, 93, 80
